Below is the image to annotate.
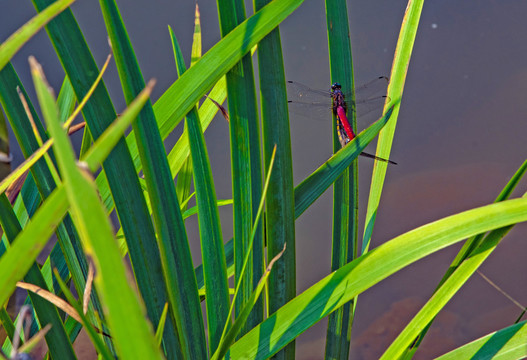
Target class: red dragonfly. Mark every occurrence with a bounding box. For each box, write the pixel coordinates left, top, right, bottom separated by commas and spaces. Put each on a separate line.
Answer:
287, 77, 397, 165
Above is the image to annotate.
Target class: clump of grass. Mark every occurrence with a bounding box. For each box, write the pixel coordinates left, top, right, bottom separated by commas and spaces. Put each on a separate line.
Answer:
0, 0, 525, 359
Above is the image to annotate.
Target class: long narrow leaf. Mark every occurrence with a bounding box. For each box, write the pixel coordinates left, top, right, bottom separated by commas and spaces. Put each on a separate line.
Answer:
434, 321, 527, 360
217, 0, 264, 339
0, 0, 75, 71
172, 35, 230, 354
0, 54, 111, 196
324, 1, 358, 358
362, 0, 424, 253
56, 76, 76, 123
0, 75, 149, 347
254, 1, 295, 354
172, 7, 199, 209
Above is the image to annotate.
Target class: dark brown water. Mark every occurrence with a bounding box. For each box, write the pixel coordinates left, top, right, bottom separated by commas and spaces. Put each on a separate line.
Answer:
2, 0, 527, 358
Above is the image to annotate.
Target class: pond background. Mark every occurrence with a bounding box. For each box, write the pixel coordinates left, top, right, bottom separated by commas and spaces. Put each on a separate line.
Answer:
2, 0, 527, 358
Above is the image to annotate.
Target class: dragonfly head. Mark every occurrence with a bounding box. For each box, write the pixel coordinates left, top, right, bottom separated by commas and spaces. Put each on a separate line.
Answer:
331, 83, 342, 92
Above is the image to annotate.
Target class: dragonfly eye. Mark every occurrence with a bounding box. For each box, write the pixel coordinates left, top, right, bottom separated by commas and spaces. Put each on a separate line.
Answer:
331, 83, 341, 91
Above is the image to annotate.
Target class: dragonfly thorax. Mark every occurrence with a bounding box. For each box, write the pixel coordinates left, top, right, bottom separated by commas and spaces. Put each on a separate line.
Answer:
331, 82, 342, 91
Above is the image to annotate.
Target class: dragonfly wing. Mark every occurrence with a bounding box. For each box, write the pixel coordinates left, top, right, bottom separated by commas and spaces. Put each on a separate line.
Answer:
287, 80, 334, 121
286, 80, 332, 102
354, 76, 389, 99
287, 100, 332, 121
353, 95, 389, 118
346, 76, 389, 119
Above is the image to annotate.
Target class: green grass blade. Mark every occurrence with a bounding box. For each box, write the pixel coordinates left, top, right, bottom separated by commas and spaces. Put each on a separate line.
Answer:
0, 0, 75, 71
217, 0, 264, 338
190, 4, 202, 66
195, 236, 234, 292
253, 2, 295, 355
228, 197, 527, 359
32, 56, 163, 360
172, 35, 230, 354
174, 5, 201, 210
0, 194, 76, 360
0, 140, 51, 193
187, 100, 231, 352
155, 304, 169, 347
0, 308, 15, 342
0, 176, 70, 316
98, 10, 206, 355
79, 124, 92, 158
324, 1, 358, 358
182, 199, 232, 219
56, 76, 76, 123
1, 64, 158, 357
170, 26, 194, 211
96, 75, 228, 214
362, 0, 424, 254
434, 321, 527, 360
212, 269, 270, 360
31, 0, 171, 346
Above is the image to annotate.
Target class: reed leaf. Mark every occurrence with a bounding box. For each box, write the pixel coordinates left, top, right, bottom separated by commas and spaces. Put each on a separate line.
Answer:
253, 2, 296, 357
324, 1, 359, 358
434, 321, 527, 360
0, 0, 75, 71
172, 34, 230, 356
216, 0, 264, 340
362, 0, 424, 253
